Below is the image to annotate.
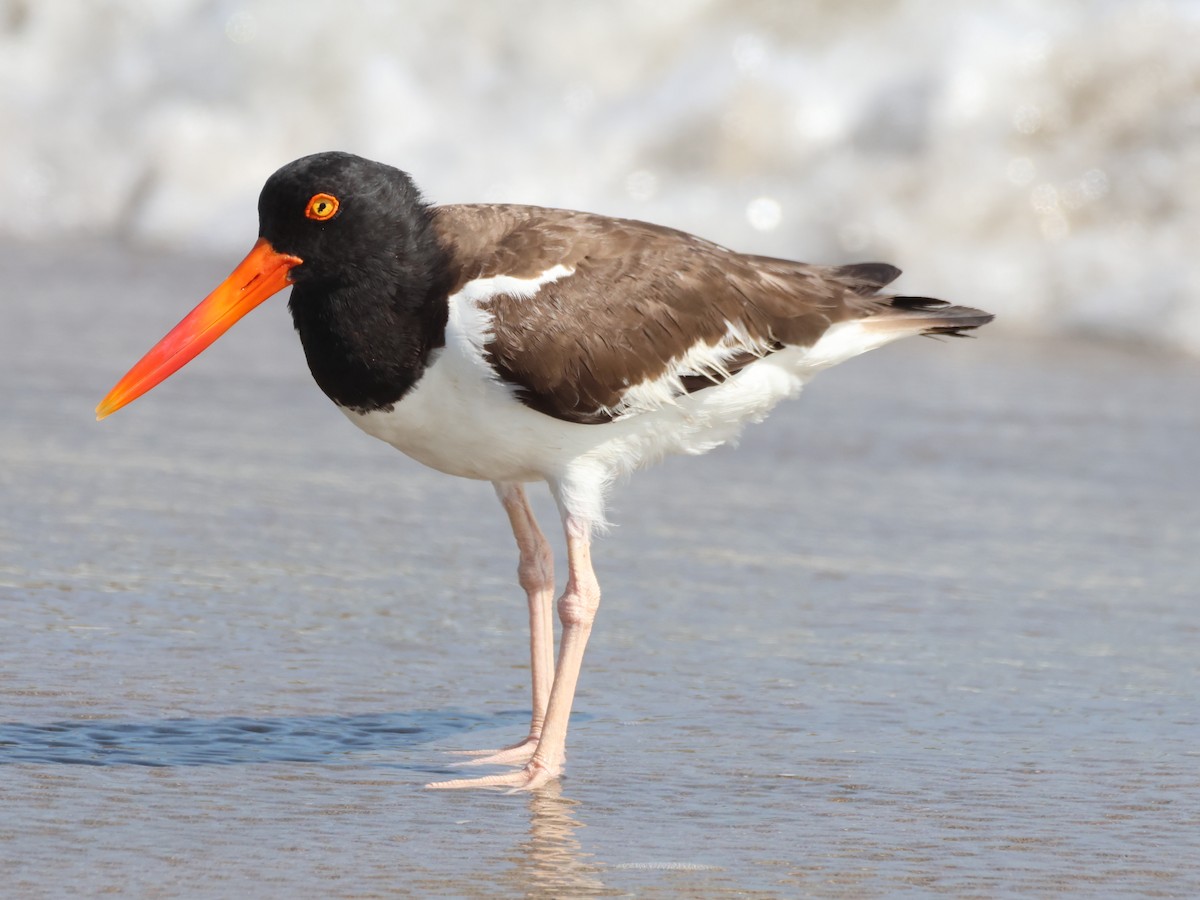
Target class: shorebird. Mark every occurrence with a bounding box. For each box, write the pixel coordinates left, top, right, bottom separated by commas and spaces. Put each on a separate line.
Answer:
97, 151, 992, 790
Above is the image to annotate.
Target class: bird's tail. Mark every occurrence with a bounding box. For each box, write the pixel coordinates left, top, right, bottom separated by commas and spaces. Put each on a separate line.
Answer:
831, 263, 993, 338
863, 296, 994, 338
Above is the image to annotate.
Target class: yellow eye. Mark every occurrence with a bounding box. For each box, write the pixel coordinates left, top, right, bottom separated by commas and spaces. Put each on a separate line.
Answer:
305, 192, 339, 221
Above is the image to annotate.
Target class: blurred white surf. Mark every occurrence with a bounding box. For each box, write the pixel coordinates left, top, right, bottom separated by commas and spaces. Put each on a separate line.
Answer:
2, 0, 1196, 351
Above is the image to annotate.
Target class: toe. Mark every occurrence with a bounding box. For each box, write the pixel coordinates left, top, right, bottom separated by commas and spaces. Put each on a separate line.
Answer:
426, 758, 560, 791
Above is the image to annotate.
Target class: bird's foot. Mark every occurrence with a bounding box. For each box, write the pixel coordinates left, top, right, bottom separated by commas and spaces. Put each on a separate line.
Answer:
426, 757, 561, 792
447, 734, 539, 767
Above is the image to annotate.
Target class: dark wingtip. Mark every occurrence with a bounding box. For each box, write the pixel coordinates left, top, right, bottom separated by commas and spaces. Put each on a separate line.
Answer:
877, 296, 995, 337
890, 295, 951, 311
920, 309, 995, 337
835, 262, 902, 295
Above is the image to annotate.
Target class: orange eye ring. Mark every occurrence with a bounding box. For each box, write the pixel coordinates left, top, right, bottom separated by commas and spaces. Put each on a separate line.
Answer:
305, 192, 339, 221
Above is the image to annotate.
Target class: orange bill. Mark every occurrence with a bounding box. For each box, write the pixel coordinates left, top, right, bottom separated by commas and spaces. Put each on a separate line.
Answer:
96, 238, 302, 420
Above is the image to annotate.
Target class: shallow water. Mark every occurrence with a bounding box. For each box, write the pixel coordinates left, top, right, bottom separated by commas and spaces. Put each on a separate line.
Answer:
2, 242, 1199, 896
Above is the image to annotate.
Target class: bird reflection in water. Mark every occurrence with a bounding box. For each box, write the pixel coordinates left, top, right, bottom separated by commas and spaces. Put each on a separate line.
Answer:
510, 783, 609, 896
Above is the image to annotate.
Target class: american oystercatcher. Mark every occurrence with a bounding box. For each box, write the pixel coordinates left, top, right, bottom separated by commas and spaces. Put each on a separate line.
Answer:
97, 152, 992, 791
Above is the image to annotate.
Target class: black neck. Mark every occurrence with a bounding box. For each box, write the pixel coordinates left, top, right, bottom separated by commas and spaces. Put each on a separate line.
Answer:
287, 229, 454, 413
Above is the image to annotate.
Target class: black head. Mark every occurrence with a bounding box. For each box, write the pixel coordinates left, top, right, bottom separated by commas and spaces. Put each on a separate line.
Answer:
258, 151, 440, 289
262, 153, 452, 412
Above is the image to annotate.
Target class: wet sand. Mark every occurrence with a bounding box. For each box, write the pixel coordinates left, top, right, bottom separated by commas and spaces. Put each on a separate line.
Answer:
2, 241, 1198, 896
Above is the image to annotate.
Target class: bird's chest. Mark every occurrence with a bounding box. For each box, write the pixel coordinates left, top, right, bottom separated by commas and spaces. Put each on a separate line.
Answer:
338, 334, 555, 483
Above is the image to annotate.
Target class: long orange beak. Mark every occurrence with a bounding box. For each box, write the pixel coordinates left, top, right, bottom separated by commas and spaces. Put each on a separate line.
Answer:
96, 238, 303, 420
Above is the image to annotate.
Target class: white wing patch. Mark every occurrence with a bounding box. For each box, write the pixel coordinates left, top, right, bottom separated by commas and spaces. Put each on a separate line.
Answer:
604, 320, 776, 419
450, 264, 576, 380
456, 264, 575, 305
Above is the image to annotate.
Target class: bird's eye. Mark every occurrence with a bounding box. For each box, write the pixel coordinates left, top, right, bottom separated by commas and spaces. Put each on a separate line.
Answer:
305, 192, 339, 221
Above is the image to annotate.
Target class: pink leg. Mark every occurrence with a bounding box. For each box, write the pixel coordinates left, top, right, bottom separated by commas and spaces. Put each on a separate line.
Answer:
452, 483, 555, 766
428, 514, 600, 790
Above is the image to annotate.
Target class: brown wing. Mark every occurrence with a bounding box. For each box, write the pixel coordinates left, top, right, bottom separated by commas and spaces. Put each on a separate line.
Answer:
431, 204, 901, 424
